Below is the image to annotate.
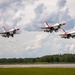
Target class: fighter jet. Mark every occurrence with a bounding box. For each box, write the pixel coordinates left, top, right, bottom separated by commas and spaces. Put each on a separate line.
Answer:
41, 21, 66, 33
59, 28, 75, 39
0, 26, 20, 38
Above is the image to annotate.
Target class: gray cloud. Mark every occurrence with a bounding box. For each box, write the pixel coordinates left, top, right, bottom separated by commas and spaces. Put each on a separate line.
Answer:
57, 0, 66, 8
0, 0, 23, 28
0, 0, 75, 31
21, 33, 75, 58
42, 0, 75, 30
0, 0, 21, 11
23, 0, 75, 31
24, 3, 46, 31
0, 0, 75, 58
0, 0, 37, 30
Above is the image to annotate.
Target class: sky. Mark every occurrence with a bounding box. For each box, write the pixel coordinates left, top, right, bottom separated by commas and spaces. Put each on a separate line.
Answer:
0, 0, 75, 58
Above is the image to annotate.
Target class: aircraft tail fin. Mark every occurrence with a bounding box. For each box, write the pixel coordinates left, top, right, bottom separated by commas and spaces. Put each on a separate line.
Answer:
44, 21, 50, 27
2, 26, 8, 32
61, 28, 67, 34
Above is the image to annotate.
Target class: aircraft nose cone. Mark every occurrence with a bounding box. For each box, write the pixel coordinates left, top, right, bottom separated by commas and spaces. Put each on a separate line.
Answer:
17, 28, 20, 30
63, 23, 66, 25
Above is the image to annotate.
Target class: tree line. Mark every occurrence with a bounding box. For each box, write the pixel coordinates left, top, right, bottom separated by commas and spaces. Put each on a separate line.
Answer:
0, 54, 75, 64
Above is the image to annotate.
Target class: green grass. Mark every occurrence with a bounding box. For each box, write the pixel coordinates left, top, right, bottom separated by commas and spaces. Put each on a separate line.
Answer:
0, 68, 75, 75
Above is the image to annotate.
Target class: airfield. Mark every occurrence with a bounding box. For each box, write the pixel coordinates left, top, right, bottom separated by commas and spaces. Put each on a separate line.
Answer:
0, 64, 75, 68
0, 64, 75, 75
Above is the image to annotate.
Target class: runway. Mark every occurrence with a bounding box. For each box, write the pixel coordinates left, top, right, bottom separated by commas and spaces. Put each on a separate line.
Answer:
0, 64, 75, 68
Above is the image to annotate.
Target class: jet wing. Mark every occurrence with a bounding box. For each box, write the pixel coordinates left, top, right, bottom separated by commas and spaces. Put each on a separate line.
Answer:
0, 32, 8, 34
14, 32, 20, 34
59, 33, 72, 39
59, 34, 65, 36
59, 33, 68, 38
41, 27, 51, 29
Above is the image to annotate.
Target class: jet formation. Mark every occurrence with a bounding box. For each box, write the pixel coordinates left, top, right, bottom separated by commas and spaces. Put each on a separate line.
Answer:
0, 21, 75, 39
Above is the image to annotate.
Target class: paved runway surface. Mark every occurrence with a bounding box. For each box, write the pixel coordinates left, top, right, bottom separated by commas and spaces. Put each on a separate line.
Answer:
0, 64, 75, 68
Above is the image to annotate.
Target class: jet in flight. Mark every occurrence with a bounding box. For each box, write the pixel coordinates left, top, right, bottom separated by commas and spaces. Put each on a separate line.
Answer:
0, 26, 20, 38
41, 21, 66, 33
59, 28, 75, 39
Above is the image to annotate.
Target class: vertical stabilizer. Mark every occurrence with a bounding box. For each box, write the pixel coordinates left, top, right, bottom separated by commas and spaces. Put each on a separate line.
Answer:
44, 21, 50, 27
2, 26, 8, 32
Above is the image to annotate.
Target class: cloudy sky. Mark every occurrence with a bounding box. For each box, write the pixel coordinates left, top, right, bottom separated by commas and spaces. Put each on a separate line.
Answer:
0, 0, 75, 58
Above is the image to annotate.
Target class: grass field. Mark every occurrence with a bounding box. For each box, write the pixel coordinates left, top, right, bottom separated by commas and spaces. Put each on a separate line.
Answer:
0, 68, 75, 75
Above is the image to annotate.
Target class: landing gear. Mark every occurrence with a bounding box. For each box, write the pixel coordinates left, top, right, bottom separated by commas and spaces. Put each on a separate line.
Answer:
55, 29, 58, 32
11, 34, 14, 37
49, 30, 53, 33
49, 27, 54, 33
67, 34, 71, 39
